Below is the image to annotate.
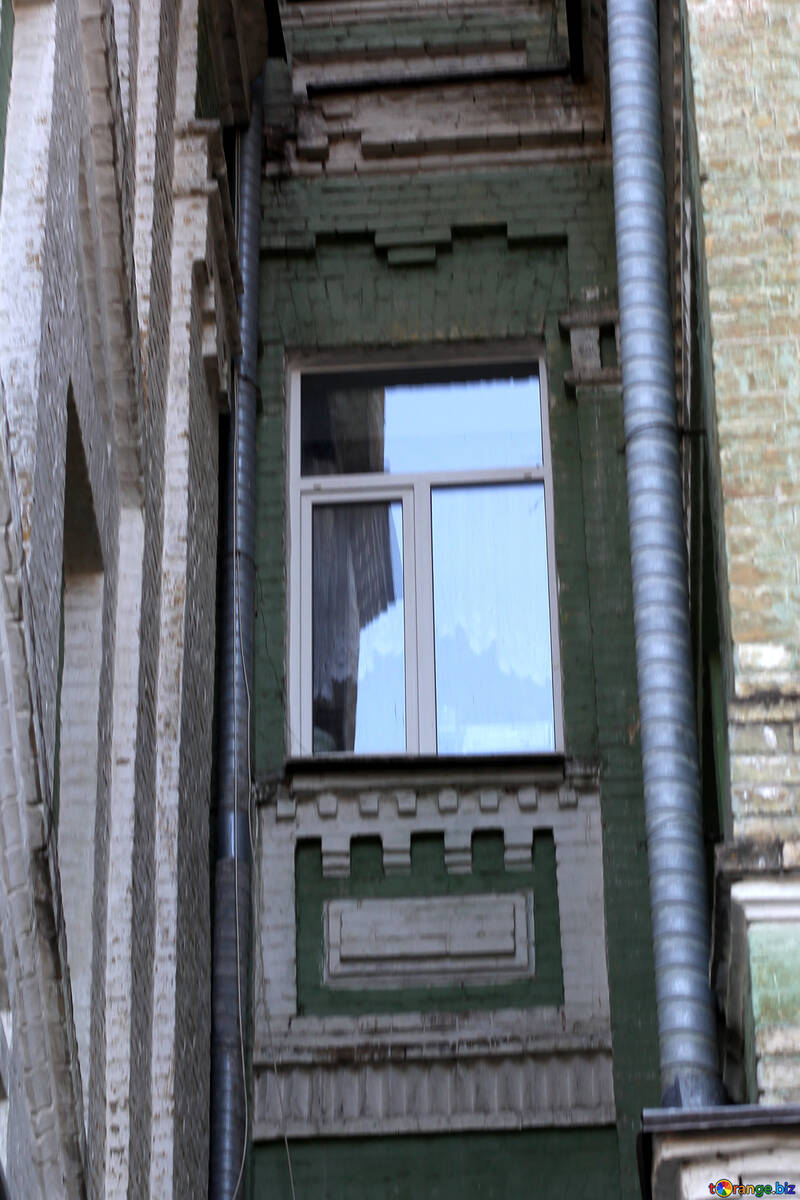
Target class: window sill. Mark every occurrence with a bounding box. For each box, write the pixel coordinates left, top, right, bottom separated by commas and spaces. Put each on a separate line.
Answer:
256, 752, 599, 805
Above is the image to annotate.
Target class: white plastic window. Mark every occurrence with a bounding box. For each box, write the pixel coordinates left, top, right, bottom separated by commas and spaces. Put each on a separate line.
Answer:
287, 358, 562, 756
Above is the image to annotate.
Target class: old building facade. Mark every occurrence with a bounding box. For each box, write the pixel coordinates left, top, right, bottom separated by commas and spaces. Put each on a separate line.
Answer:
250, 2, 657, 1197
644, 0, 800, 1193
0, 0, 264, 1194
0, 0, 797, 1197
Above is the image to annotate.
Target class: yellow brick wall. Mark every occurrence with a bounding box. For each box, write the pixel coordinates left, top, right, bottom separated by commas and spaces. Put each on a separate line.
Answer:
686, 0, 800, 701
685, 0, 800, 1107
685, 0, 800, 845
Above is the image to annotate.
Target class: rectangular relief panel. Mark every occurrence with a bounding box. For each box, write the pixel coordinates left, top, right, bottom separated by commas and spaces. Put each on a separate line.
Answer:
253, 773, 615, 1138
325, 890, 534, 988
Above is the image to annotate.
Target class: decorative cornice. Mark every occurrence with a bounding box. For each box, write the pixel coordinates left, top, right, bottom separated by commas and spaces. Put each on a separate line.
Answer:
253, 1044, 615, 1140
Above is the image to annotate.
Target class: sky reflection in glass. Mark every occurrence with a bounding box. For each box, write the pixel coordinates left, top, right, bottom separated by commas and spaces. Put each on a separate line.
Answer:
301, 375, 542, 476
432, 483, 554, 754
382, 377, 542, 473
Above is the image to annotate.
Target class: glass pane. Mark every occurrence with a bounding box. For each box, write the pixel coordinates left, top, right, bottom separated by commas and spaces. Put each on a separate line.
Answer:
431, 484, 554, 754
301, 374, 542, 475
312, 502, 405, 753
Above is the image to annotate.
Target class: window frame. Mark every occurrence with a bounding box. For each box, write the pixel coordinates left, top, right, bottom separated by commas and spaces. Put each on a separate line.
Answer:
286, 350, 563, 757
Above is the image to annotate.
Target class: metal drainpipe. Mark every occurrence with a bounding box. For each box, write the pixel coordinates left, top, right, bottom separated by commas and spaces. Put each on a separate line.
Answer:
210, 73, 263, 1197
606, 0, 723, 1106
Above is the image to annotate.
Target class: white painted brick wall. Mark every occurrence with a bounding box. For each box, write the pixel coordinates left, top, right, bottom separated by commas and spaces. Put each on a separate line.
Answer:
58, 570, 105, 1127
0, 0, 245, 1195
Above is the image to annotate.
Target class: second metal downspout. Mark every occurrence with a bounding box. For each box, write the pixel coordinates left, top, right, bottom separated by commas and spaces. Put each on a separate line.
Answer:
210, 74, 263, 1197
606, 0, 723, 1105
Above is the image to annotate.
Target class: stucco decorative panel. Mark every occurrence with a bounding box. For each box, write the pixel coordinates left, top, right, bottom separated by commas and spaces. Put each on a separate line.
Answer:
253, 764, 614, 1139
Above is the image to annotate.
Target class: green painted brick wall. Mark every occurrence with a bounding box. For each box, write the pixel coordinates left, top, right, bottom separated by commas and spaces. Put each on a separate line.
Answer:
254, 164, 619, 773
254, 162, 659, 1197
295, 830, 562, 1017
577, 398, 660, 1179
0, 0, 14, 204
750, 923, 800, 1032
285, 13, 567, 65
253, 1130, 622, 1199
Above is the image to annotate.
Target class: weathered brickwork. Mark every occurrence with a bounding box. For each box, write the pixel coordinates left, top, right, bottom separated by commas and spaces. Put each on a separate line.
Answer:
127, 2, 179, 1192
0, 0, 261, 1194
6, 0, 797, 1196
0, 0, 12, 201
681, 0, 800, 1117
0, 379, 83, 1198
684, 0, 800, 711
252, 26, 659, 1186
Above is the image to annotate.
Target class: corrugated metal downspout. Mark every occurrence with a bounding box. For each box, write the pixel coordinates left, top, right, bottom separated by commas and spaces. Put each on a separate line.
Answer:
606, 0, 723, 1106
210, 74, 263, 1197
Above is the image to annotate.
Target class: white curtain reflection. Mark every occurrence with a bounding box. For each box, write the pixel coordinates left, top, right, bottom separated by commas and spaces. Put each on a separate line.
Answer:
432, 483, 554, 754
